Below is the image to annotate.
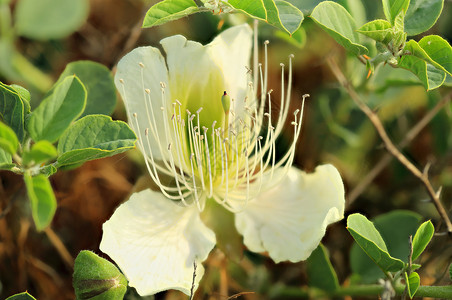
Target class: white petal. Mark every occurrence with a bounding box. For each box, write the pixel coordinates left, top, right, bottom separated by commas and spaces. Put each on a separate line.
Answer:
100, 189, 216, 296
114, 46, 170, 161
234, 165, 345, 263
160, 24, 252, 127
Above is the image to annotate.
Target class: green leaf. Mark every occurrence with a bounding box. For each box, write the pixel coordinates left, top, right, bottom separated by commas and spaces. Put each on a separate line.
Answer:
24, 173, 57, 231
41, 164, 57, 177
142, 0, 200, 28
73, 250, 127, 300
57, 61, 116, 117
411, 220, 434, 261
6, 292, 37, 300
27, 75, 87, 143
0, 147, 13, 167
405, 0, 444, 36
306, 244, 339, 292
350, 210, 422, 283
10, 84, 31, 104
227, 0, 267, 20
14, 0, 89, 40
336, 0, 367, 28
0, 82, 26, 142
23, 140, 58, 166
275, 26, 306, 48
0, 121, 19, 155
357, 19, 393, 44
382, 0, 410, 25
57, 115, 136, 167
263, 0, 304, 35
405, 271, 420, 298
310, 1, 368, 55
398, 55, 446, 90
418, 35, 452, 76
347, 213, 405, 273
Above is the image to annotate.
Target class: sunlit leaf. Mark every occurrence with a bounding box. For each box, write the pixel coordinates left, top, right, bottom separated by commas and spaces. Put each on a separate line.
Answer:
142, 0, 200, 28
57, 115, 136, 167
27, 76, 87, 143
57, 61, 117, 117
227, 0, 266, 20
411, 220, 434, 261
357, 19, 393, 44
347, 213, 405, 273
382, 0, 410, 25
263, 0, 304, 35
405, 271, 420, 298
310, 1, 368, 55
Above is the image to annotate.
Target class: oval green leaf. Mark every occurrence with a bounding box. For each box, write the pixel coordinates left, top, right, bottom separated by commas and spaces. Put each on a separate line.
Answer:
418, 35, 452, 76
0, 121, 19, 155
0, 82, 26, 142
310, 1, 368, 55
307, 244, 339, 292
57, 61, 117, 117
73, 250, 127, 300
405, 271, 420, 298
398, 55, 446, 90
382, 0, 410, 25
350, 210, 422, 283
142, 0, 200, 28
0, 148, 13, 169
27, 75, 87, 143
411, 220, 434, 261
6, 292, 37, 300
405, 0, 444, 36
357, 19, 393, 44
347, 213, 405, 273
23, 140, 58, 166
262, 0, 304, 35
57, 115, 136, 167
15, 0, 89, 40
227, 0, 267, 20
24, 173, 57, 231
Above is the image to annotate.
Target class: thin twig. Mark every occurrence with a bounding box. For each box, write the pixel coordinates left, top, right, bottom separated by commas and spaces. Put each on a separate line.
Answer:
189, 260, 197, 300
44, 227, 74, 268
327, 56, 452, 238
348, 91, 452, 204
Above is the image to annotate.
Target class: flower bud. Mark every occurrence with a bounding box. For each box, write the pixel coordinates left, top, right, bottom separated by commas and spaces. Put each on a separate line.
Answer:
73, 250, 127, 300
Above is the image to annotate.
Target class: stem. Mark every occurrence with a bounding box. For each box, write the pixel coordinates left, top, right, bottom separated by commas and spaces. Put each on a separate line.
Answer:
327, 57, 452, 237
348, 91, 452, 204
273, 284, 452, 298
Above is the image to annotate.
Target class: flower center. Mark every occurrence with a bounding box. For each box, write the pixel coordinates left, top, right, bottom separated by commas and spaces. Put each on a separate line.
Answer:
122, 41, 307, 213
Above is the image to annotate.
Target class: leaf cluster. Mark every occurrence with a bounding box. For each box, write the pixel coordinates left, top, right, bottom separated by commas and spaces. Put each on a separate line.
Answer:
0, 61, 136, 231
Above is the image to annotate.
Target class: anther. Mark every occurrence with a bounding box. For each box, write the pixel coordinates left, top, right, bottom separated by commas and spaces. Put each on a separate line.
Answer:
186, 109, 191, 115
119, 79, 124, 84
160, 107, 164, 111
212, 120, 217, 127
302, 94, 310, 99
291, 121, 297, 126
133, 113, 137, 118
171, 114, 175, 120
289, 54, 294, 58
280, 63, 284, 67
264, 113, 270, 117
176, 100, 182, 105
145, 128, 149, 135
264, 40, 270, 45
294, 109, 300, 115
196, 107, 203, 114
258, 136, 263, 140
190, 153, 195, 160
139, 62, 145, 68
145, 89, 150, 94
160, 82, 166, 88
268, 89, 273, 94
168, 143, 172, 151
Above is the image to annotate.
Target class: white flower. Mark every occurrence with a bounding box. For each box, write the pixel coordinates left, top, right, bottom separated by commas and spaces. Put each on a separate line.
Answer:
100, 24, 345, 296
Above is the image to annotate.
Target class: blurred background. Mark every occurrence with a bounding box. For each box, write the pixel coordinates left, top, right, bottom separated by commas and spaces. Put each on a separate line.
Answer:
0, 0, 451, 299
